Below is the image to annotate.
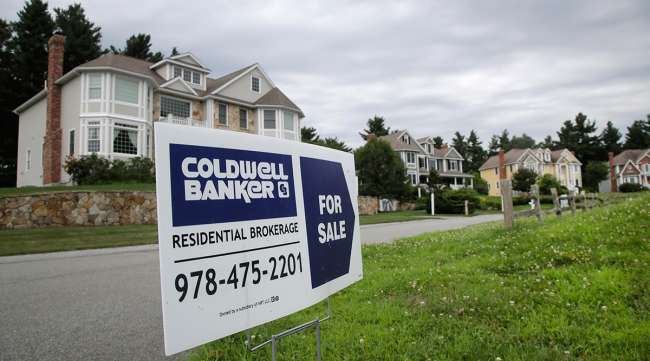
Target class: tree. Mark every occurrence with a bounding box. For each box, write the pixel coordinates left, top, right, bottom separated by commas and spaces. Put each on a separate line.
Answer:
360, 115, 390, 140
464, 130, 487, 172
355, 138, 410, 199
510, 133, 536, 149
623, 115, 650, 149
170, 47, 180, 56
537, 174, 562, 195
111, 33, 163, 62
600, 121, 622, 155
432, 136, 444, 148
427, 169, 442, 190
321, 137, 352, 152
301, 126, 320, 144
512, 168, 537, 192
6, 0, 55, 104
556, 113, 601, 164
451, 132, 467, 159
583, 162, 609, 192
538, 135, 555, 149
54, 3, 102, 73
487, 135, 500, 156
498, 129, 511, 151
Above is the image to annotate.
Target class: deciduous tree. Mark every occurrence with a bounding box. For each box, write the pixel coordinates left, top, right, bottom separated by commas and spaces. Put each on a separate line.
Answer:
355, 138, 410, 199
360, 115, 390, 140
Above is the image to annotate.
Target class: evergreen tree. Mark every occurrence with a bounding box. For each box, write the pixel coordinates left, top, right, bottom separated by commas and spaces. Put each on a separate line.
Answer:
355, 138, 410, 199
170, 47, 180, 56
451, 132, 467, 159
301, 126, 351, 152
538, 135, 555, 149
510, 133, 536, 149
0, 19, 14, 111
600, 121, 622, 155
432, 136, 444, 148
111, 33, 164, 62
487, 134, 500, 155
465, 130, 487, 172
301, 126, 320, 144
54, 3, 102, 73
7, 0, 55, 104
360, 115, 390, 140
623, 115, 650, 149
498, 129, 511, 151
321, 137, 352, 152
556, 113, 601, 164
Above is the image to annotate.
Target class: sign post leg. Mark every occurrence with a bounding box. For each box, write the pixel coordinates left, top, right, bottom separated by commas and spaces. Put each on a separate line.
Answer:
316, 320, 322, 361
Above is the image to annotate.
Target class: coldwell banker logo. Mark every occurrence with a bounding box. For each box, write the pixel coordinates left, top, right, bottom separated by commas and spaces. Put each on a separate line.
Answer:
169, 144, 296, 227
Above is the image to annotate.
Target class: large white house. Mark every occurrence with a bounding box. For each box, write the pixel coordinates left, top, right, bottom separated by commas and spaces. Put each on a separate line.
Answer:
14, 34, 304, 187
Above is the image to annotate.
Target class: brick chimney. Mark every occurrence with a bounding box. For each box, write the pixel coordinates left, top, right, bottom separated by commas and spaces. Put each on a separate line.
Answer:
498, 149, 506, 180
42, 34, 65, 185
608, 152, 617, 192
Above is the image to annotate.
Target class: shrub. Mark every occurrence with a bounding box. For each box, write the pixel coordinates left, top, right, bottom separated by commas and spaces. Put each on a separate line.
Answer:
355, 138, 411, 200
512, 169, 537, 192
428, 189, 480, 214
537, 174, 561, 195
64, 155, 155, 185
619, 183, 645, 193
472, 173, 489, 195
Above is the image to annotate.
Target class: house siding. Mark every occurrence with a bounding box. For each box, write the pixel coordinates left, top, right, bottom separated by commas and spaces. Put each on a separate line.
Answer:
60, 76, 81, 184
17, 97, 47, 187
219, 68, 272, 103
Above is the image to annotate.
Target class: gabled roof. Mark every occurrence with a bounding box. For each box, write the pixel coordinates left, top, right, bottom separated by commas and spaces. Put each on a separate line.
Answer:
210, 63, 276, 95
206, 64, 255, 93
479, 148, 529, 171
380, 131, 425, 153
159, 77, 198, 96
255, 87, 304, 117
612, 149, 650, 166
169, 53, 209, 69
74, 53, 166, 84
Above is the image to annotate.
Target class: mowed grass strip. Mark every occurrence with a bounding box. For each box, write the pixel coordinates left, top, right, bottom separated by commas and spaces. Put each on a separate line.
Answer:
0, 182, 156, 198
0, 224, 157, 256
190, 193, 650, 361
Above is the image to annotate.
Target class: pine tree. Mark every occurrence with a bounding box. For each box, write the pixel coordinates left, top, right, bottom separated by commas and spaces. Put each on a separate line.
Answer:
170, 47, 180, 56
600, 121, 622, 155
538, 135, 555, 149
498, 129, 511, 151
487, 135, 500, 155
54, 4, 102, 73
465, 130, 487, 172
556, 113, 601, 163
432, 136, 444, 148
301, 126, 320, 144
623, 115, 650, 149
360, 115, 390, 140
510, 133, 536, 149
7, 0, 55, 104
110, 33, 164, 62
451, 132, 467, 159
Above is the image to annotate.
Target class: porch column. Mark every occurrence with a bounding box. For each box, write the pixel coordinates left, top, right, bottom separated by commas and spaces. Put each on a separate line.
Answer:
470, 177, 474, 188
454, 177, 457, 186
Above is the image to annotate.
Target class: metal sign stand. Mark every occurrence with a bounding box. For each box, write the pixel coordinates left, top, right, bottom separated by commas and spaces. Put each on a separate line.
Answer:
246, 298, 332, 361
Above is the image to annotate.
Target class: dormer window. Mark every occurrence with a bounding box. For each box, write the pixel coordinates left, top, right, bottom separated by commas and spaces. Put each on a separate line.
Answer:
192, 72, 200, 84
174, 66, 182, 78
251, 76, 260, 93
401, 135, 410, 144
174, 66, 201, 85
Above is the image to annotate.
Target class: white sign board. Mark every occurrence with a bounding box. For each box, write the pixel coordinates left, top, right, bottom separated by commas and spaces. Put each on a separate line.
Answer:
154, 122, 363, 355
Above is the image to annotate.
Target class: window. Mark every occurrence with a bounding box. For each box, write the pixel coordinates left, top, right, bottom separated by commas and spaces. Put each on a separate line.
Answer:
113, 123, 138, 155
401, 135, 410, 144
26, 149, 31, 170
174, 66, 182, 78
192, 72, 200, 85
409, 174, 417, 185
418, 157, 426, 168
406, 152, 415, 164
645, 164, 650, 173
251, 76, 260, 92
239, 109, 248, 129
115, 77, 139, 104
264, 110, 276, 129
283, 111, 294, 131
160, 96, 190, 118
183, 69, 191, 82
69, 129, 75, 155
449, 160, 457, 171
218, 103, 228, 125
88, 74, 101, 99
87, 124, 101, 153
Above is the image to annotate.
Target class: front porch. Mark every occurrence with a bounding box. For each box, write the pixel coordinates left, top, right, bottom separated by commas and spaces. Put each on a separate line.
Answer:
418, 172, 474, 189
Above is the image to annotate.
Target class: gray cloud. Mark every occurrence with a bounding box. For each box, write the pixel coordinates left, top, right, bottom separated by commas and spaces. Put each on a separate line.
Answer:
2, 0, 648, 148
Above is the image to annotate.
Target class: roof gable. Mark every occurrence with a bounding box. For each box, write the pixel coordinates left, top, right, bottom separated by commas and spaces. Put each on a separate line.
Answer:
621, 159, 641, 175
170, 53, 207, 68
254, 87, 303, 117
160, 77, 198, 95
211, 63, 275, 95
445, 147, 463, 160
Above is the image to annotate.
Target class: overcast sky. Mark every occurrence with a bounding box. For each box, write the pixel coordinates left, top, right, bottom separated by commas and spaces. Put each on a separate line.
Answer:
2, 0, 649, 148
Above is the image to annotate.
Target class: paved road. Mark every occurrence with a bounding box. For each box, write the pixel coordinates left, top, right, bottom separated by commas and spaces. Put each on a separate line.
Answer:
0, 214, 501, 361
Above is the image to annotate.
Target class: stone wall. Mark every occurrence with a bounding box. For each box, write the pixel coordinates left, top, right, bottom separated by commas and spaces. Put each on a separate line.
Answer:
358, 196, 379, 215
0, 192, 157, 229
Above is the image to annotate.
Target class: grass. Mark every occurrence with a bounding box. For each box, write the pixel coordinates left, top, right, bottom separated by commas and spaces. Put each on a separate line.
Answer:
0, 182, 155, 198
0, 224, 157, 256
189, 192, 650, 361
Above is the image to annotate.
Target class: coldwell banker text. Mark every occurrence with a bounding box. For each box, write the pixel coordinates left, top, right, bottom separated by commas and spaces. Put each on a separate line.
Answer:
181, 157, 291, 203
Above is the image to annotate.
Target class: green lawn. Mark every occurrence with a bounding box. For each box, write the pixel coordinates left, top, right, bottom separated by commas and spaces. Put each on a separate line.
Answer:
189, 193, 650, 361
0, 182, 155, 198
0, 224, 157, 256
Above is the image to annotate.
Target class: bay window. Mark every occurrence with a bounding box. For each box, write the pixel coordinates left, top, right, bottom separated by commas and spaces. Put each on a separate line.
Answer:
87, 122, 101, 153
406, 152, 415, 164
88, 74, 102, 99
81, 119, 148, 158
264, 110, 276, 129
112, 123, 139, 155
283, 111, 295, 139
115, 77, 139, 104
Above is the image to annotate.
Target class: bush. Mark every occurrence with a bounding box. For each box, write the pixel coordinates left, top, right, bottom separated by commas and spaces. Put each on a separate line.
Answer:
472, 173, 489, 195
512, 169, 537, 192
428, 189, 480, 214
537, 174, 561, 195
619, 183, 645, 193
355, 138, 411, 200
64, 155, 155, 185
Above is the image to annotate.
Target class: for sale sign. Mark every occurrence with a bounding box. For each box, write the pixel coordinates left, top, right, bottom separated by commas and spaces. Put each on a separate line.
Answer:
154, 122, 362, 355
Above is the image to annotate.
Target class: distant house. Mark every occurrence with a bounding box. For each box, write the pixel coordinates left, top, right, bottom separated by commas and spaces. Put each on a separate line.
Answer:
599, 149, 650, 192
479, 148, 582, 196
13, 34, 303, 187
379, 131, 473, 189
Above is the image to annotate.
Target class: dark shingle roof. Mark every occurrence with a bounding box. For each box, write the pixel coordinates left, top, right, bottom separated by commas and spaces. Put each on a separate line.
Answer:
479, 149, 528, 170
612, 149, 650, 165
78, 54, 166, 84
206, 64, 254, 93
379, 132, 424, 152
255, 87, 304, 117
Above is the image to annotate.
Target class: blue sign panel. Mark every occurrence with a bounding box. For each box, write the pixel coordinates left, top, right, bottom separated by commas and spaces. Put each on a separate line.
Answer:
169, 143, 296, 227
300, 156, 355, 288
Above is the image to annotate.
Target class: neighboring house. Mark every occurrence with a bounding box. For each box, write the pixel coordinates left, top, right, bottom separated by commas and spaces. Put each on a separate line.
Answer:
599, 149, 650, 192
14, 34, 304, 187
479, 148, 582, 196
379, 131, 473, 189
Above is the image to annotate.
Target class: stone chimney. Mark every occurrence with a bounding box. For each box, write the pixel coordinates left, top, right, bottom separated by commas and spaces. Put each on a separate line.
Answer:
498, 149, 506, 180
42, 33, 65, 185
608, 152, 617, 192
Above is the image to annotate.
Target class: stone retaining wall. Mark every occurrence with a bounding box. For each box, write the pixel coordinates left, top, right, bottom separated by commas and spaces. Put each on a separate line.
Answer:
358, 196, 379, 215
0, 192, 157, 229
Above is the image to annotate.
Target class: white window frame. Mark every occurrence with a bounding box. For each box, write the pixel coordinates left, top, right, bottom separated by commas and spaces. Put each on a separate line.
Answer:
160, 95, 191, 119
114, 76, 140, 105
218, 103, 228, 126
263, 109, 276, 130
283, 110, 296, 139
86, 122, 101, 154
406, 152, 416, 164
112, 122, 140, 156
88, 73, 102, 100
449, 160, 457, 171
409, 173, 417, 186
239, 108, 248, 129
251, 76, 260, 93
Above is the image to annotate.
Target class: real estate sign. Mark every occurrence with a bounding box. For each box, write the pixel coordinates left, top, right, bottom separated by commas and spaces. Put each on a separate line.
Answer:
154, 122, 363, 355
